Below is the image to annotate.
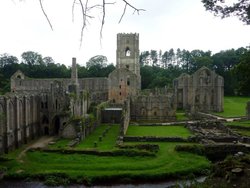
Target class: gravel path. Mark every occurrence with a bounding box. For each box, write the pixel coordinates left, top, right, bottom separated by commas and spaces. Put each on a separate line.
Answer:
17, 136, 56, 161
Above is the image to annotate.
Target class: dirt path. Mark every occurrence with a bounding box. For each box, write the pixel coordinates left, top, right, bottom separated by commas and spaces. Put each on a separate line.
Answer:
17, 136, 56, 161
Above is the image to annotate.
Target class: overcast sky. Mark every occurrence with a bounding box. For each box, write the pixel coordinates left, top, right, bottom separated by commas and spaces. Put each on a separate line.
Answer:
0, 0, 250, 66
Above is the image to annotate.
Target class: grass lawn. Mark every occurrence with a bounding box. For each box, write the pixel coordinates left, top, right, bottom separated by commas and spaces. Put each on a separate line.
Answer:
126, 125, 192, 138
235, 129, 250, 137
176, 112, 188, 121
48, 139, 72, 149
225, 120, 250, 128
1, 123, 209, 184
214, 96, 250, 117
75, 124, 119, 150
2, 142, 210, 183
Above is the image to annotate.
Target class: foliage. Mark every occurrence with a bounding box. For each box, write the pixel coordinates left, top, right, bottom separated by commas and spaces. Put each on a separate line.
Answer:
0, 47, 249, 95
202, 0, 250, 24
233, 50, 250, 95
126, 125, 192, 138
86, 55, 108, 69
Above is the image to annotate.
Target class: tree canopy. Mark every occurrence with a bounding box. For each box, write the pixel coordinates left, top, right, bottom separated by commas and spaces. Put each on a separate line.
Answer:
1, 47, 250, 95
202, 0, 250, 24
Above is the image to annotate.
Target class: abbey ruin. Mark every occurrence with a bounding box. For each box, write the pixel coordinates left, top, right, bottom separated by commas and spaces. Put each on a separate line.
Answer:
0, 33, 224, 154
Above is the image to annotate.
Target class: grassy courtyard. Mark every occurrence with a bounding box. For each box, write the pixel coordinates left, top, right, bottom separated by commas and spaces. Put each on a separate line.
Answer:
1, 124, 210, 185
126, 125, 192, 138
214, 96, 250, 117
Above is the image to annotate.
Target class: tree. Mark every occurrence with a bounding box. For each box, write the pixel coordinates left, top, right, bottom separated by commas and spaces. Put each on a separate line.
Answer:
233, 49, 250, 95
43, 56, 55, 66
0, 54, 19, 67
21, 51, 43, 66
139, 51, 150, 66
33, 0, 145, 46
150, 50, 158, 67
86, 55, 108, 69
202, 0, 250, 24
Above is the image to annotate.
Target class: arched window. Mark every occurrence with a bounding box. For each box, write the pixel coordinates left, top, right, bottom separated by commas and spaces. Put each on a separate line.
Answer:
127, 77, 130, 86
125, 47, 131, 56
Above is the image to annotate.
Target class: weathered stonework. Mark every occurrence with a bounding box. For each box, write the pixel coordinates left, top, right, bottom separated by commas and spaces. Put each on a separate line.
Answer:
0, 33, 225, 153
173, 67, 224, 113
130, 90, 176, 122
0, 58, 89, 153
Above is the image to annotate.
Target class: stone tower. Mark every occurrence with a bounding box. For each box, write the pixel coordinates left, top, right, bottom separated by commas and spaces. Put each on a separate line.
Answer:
71, 57, 78, 85
69, 57, 79, 94
116, 33, 141, 89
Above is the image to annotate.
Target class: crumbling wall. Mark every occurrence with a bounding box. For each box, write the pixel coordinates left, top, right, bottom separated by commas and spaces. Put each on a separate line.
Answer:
174, 67, 224, 113
0, 94, 40, 153
130, 92, 176, 122
108, 68, 139, 104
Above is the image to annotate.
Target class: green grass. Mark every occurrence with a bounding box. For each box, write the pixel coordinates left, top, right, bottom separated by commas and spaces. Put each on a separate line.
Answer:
235, 129, 250, 137
214, 96, 250, 117
126, 125, 192, 138
75, 124, 119, 150
225, 120, 250, 128
1, 124, 209, 184
48, 139, 72, 149
176, 112, 188, 121
2, 142, 210, 183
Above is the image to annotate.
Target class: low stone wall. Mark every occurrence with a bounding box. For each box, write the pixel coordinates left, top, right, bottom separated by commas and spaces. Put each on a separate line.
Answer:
30, 148, 156, 157
204, 144, 250, 161
175, 144, 250, 161
123, 136, 188, 142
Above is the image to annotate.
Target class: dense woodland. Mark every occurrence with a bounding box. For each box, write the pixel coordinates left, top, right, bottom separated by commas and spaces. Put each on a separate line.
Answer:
0, 47, 250, 96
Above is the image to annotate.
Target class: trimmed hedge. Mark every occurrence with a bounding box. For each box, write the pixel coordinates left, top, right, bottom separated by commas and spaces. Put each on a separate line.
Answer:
117, 144, 160, 153
175, 145, 205, 156
123, 136, 188, 142
28, 148, 156, 157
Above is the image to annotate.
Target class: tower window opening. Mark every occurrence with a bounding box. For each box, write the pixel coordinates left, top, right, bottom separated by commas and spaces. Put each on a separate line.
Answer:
125, 47, 131, 56
127, 76, 130, 86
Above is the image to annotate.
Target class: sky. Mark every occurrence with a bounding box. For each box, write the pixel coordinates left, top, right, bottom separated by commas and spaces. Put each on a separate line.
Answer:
0, 0, 250, 66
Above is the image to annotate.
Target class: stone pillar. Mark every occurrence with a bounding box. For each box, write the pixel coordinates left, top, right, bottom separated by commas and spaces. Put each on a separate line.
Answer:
15, 96, 22, 147
24, 96, 30, 143
71, 57, 78, 85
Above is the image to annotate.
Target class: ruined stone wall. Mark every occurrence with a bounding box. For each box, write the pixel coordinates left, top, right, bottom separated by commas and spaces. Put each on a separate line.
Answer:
108, 68, 139, 104
121, 99, 130, 135
174, 67, 224, 112
11, 71, 108, 104
130, 93, 176, 122
78, 78, 108, 103
0, 94, 41, 154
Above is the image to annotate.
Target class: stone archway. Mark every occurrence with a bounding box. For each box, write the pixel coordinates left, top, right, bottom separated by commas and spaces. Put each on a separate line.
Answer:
53, 116, 60, 135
